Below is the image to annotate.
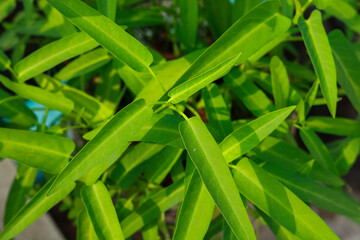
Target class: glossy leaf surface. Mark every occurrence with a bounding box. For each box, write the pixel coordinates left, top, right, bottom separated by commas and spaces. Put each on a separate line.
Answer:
179, 117, 256, 240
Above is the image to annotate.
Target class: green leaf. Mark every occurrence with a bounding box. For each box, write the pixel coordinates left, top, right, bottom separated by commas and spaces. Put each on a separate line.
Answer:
0, 0, 15, 22
202, 83, 233, 141
48, 0, 153, 72
328, 30, 360, 113
0, 178, 75, 240
298, 10, 337, 117
259, 209, 301, 240
220, 106, 295, 163
270, 56, 290, 109
330, 138, 360, 175
178, 0, 198, 51
55, 48, 111, 81
81, 181, 125, 240
203, 0, 232, 38
110, 142, 165, 189
281, 0, 294, 18
0, 127, 74, 173
0, 50, 11, 71
131, 114, 184, 148
232, 0, 262, 22
14, 32, 99, 82
121, 179, 185, 238
0, 74, 74, 113
116, 8, 164, 27
96, 0, 117, 21
320, 0, 360, 34
77, 211, 98, 240
142, 219, 158, 240
179, 117, 255, 240
306, 116, 360, 137
113, 59, 152, 95
136, 49, 203, 105
225, 69, 276, 117
248, 137, 344, 187
299, 127, 338, 175
174, 0, 291, 87
47, 99, 152, 196
4, 165, 37, 224
95, 62, 123, 112
80, 143, 130, 185
35, 74, 112, 125
262, 163, 360, 224
0, 88, 38, 127
168, 54, 239, 104
296, 79, 319, 124
173, 169, 215, 240
144, 146, 183, 185
232, 158, 340, 240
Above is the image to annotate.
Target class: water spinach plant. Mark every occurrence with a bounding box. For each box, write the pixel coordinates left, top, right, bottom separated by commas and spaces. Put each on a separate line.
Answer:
0, 0, 360, 239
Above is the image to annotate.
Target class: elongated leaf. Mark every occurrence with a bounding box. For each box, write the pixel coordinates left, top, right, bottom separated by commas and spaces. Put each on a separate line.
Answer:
232, 158, 340, 240
0, 178, 75, 240
121, 179, 185, 238
328, 30, 360, 113
96, 0, 117, 21
178, 0, 198, 51
306, 116, 360, 137
259, 209, 301, 240
262, 163, 360, 223
0, 127, 74, 173
179, 117, 255, 240
0, 0, 15, 23
55, 48, 111, 80
320, 0, 360, 34
249, 137, 344, 187
204, 216, 223, 240
174, 0, 291, 88
300, 127, 338, 175
47, 99, 152, 196
232, 0, 262, 22
270, 56, 290, 109
169, 54, 239, 104
142, 219, 158, 240
296, 79, 319, 124
173, 170, 214, 240
203, 0, 232, 38
298, 10, 337, 117
81, 181, 125, 240
77, 211, 98, 240
35, 74, 112, 125
113, 59, 152, 95
14, 32, 99, 82
48, 0, 153, 72
0, 75, 74, 113
329, 138, 360, 175
80, 143, 130, 185
116, 8, 164, 27
202, 83, 233, 141
4, 165, 37, 224
220, 106, 295, 163
0, 88, 37, 127
136, 49, 203, 105
225, 69, 276, 117
131, 114, 184, 148
144, 146, 183, 185
110, 142, 164, 189
0, 50, 10, 71
95, 62, 122, 112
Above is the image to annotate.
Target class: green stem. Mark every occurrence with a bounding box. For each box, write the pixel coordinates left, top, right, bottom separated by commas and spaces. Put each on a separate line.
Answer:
169, 105, 189, 120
